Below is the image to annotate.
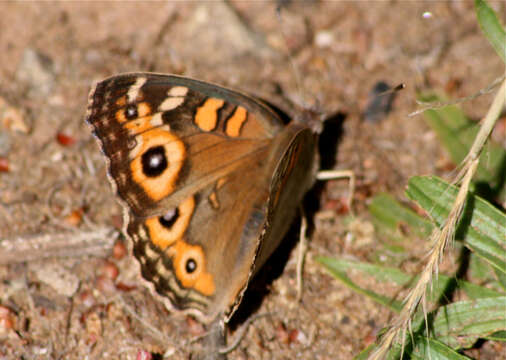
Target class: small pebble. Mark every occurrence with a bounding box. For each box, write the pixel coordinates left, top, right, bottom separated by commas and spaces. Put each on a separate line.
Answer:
56, 132, 77, 147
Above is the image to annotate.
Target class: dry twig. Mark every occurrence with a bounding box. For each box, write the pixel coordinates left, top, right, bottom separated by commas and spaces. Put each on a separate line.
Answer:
0, 227, 116, 265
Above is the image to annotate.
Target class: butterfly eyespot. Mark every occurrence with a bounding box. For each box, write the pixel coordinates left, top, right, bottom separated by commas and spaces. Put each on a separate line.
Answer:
159, 208, 179, 229
144, 197, 195, 250
169, 241, 214, 295
185, 258, 197, 274
125, 104, 138, 120
141, 145, 168, 177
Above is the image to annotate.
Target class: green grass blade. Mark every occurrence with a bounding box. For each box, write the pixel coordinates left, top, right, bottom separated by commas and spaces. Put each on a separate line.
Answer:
316, 256, 403, 312
429, 296, 506, 349
475, 0, 506, 63
404, 297, 506, 352
420, 94, 506, 200
359, 298, 504, 360
412, 338, 472, 359
486, 330, 506, 341
381, 338, 472, 360
369, 193, 433, 237
406, 176, 506, 275
494, 266, 506, 291
317, 257, 503, 303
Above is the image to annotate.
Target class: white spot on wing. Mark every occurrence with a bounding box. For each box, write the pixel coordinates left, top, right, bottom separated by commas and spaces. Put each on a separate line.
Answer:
157, 86, 188, 111
168, 86, 188, 97
150, 113, 164, 127
159, 97, 184, 111
144, 243, 159, 260
127, 77, 147, 103
156, 261, 171, 277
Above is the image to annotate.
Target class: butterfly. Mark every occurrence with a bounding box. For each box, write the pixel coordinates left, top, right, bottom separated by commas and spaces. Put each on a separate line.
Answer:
86, 73, 318, 324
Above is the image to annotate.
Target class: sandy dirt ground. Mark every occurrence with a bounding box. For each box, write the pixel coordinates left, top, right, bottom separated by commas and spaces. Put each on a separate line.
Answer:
0, 2, 504, 359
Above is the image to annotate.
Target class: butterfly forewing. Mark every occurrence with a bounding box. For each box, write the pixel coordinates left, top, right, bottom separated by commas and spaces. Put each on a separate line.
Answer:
87, 73, 282, 217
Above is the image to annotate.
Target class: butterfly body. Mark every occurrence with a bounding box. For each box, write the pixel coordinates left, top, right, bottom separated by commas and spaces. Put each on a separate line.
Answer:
86, 73, 317, 323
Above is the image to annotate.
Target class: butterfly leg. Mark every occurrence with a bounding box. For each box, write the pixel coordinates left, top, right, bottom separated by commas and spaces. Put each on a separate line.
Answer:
296, 169, 355, 300
296, 206, 308, 302
316, 169, 356, 213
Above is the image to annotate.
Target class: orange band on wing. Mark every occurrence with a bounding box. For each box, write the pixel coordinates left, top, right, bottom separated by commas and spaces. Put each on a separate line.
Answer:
168, 240, 215, 296
115, 109, 127, 123
225, 106, 247, 137
130, 128, 185, 201
194, 98, 224, 132
137, 102, 152, 117
145, 196, 195, 249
